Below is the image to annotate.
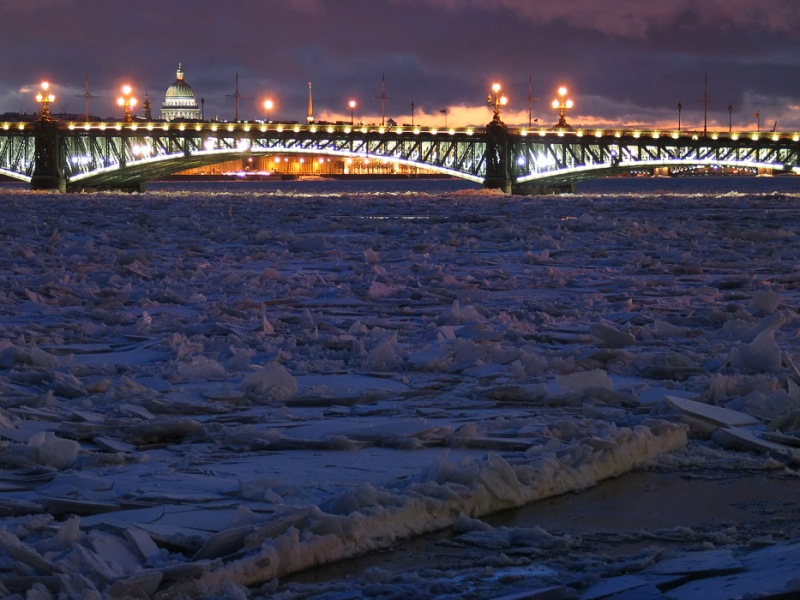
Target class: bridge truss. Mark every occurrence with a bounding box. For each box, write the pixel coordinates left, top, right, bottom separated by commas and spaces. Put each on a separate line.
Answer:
2, 120, 799, 193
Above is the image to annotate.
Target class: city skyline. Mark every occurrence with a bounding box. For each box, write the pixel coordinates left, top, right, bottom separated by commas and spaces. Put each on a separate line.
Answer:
1, 0, 799, 130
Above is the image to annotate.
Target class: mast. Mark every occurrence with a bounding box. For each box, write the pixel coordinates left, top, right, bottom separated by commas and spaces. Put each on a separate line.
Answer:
375, 71, 390, 126
306, 82, 314, 124
227, 71, 246, 121
527, 74, 539, 128
76, 75, 96, 121
703, 72, 708, 137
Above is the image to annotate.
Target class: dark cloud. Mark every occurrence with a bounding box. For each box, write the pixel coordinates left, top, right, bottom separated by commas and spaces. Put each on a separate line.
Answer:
1, 0, 797, 129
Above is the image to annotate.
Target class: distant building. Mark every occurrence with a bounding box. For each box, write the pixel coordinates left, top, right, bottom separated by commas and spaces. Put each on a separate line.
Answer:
161, 64, 201, 121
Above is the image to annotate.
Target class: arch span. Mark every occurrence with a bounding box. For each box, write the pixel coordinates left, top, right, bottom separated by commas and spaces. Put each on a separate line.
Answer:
1, 120, 797, 193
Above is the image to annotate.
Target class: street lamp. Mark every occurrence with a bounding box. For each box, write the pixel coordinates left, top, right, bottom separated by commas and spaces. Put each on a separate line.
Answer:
551, 86, 573, 128
35, 81, 55, 121
264, 99, 274, 122
728, 104, 733, 132
486, 82, 507, 123
677, 102, 682, 132
349, 100, 356, 125
117, 84, 137, 122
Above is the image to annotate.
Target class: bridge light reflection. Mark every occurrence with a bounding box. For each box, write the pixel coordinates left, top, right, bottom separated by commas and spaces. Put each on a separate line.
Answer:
132, 142, 151, 157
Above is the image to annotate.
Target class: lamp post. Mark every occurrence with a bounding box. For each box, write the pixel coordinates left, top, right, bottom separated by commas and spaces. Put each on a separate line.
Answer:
677, 102, 682, 132
728, 104, 733, 132
552, 86, 573, 128
264, 99, 273, 122
486, 82, 507, 124
349, 100, 356, 125
117, 85, 137, 122
35, 81, 55, 121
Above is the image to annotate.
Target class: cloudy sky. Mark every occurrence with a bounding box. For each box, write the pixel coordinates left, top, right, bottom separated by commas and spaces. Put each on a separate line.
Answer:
1, 0, 798, 131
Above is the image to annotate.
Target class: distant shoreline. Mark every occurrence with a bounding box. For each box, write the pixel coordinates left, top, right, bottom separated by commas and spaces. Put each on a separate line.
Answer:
155, 173, 455, 182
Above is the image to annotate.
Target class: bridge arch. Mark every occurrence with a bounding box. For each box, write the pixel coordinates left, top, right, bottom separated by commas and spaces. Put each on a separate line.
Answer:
1, 120, 798, 193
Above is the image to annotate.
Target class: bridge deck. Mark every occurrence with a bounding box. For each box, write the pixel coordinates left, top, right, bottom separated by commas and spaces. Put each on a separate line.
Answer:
2, 120, 798, 193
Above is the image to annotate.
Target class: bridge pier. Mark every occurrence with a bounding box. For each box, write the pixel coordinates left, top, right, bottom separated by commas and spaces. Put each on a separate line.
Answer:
30, 119, 66, 192
482, 119, 512, 194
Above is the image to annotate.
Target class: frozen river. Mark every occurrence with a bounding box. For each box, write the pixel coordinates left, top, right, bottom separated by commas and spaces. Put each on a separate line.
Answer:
1, 176, 800, 599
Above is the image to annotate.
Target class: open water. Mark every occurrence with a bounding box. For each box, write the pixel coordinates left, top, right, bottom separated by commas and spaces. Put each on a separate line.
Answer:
3, 174, 800, 196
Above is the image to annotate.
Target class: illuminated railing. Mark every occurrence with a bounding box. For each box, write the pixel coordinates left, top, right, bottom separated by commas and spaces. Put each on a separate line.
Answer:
1, 120, 797, 142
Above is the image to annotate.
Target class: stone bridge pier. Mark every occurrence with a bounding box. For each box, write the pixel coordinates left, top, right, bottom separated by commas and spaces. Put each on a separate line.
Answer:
30, 119, 66, 192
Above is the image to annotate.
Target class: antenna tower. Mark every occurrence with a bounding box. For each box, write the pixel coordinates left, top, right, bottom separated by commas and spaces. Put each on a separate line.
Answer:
76, 75, 97, 120
527, 74, 539, 128
226, 71, 247, 121
307, 82, 314, 123
375, 72, 391, 125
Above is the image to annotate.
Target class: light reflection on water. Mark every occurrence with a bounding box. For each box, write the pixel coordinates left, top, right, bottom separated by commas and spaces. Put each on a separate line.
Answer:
2, 175, 799, 196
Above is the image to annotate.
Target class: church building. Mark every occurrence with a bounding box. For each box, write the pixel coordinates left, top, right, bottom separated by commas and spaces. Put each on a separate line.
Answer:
161, 64, 201, 121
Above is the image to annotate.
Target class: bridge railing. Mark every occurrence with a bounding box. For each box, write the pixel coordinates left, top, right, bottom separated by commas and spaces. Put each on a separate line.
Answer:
2, 119, 799, 190
4, 119, 800, 141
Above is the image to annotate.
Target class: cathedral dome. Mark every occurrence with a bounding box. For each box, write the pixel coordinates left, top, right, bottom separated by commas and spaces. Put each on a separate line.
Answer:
166, 66, 196, 99
161, 64, 201, 121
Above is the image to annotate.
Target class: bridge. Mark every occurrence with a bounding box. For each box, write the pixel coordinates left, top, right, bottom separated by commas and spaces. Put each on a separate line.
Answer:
2, 115, 799, 194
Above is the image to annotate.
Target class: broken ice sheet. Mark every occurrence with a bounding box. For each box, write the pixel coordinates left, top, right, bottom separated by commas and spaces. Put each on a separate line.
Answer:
1, 188, 800, 598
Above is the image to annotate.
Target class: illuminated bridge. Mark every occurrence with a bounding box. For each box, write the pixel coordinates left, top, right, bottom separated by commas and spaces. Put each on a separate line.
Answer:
1, 117, 799, 194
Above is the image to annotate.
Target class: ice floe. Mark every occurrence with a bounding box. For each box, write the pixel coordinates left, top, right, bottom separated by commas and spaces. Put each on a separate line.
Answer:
0, 183, 799, 598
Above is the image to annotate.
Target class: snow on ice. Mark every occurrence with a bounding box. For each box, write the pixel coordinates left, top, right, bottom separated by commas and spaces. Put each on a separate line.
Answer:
0, 184, 799, 598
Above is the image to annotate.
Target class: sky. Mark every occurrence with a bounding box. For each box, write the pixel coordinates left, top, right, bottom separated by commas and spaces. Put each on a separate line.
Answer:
1, 0, 799, 131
